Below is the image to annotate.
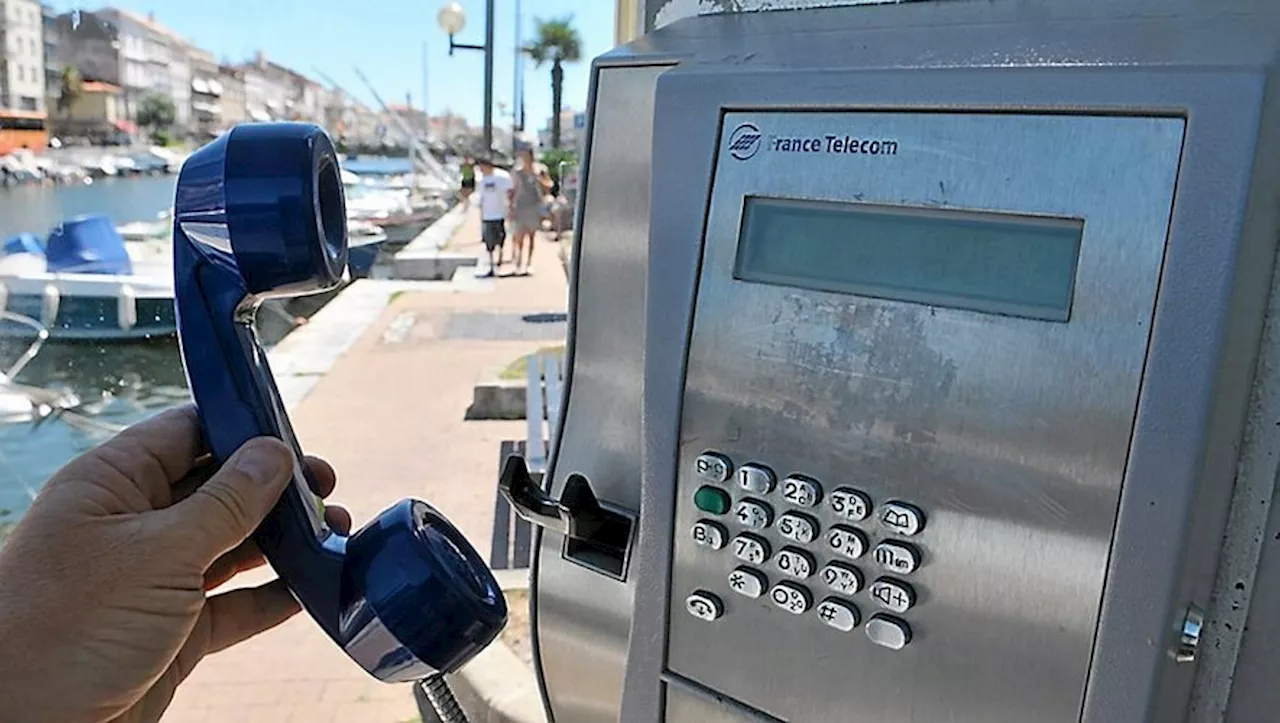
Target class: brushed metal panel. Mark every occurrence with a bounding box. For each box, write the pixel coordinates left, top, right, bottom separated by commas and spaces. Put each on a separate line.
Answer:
667, 112, 1184, 723
663, 681, 767, 723
532, 62, 669, 723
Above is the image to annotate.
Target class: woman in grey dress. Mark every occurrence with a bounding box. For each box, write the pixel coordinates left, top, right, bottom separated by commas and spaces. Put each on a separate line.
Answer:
510, 148, 550, 275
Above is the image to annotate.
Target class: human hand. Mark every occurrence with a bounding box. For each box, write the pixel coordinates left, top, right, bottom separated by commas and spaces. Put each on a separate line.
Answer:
0, 405, 350, 723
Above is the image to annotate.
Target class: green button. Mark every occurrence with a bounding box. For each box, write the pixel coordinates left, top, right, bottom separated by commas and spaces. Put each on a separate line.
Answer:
694, 486, 731, 515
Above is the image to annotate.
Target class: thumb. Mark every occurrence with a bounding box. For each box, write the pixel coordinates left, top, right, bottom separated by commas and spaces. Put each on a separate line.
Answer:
162, 437, 294, 567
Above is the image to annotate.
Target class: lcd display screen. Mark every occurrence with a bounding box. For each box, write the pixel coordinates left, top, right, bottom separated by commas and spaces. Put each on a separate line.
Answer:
734, 197, 1083, 322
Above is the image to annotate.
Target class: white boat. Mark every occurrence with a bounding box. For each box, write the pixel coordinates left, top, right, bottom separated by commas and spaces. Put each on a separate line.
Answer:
116, 210, 173, 243
0, 216, 176, 341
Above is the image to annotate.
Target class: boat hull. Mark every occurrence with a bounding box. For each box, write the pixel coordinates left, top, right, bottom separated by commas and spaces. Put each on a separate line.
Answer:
0, 293, 176, 340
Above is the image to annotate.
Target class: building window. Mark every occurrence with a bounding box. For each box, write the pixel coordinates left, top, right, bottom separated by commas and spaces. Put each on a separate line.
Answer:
19, 96, 37, 111
17, 66, 23, 82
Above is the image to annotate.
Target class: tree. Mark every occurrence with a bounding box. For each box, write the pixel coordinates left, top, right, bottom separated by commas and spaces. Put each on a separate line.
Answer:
56, 66, 82, 116
527, 15, 582, 150
540, 147, 576, 193
136, 93, 176, 143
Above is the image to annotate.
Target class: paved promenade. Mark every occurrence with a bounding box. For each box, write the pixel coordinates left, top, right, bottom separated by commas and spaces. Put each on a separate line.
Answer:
162, 206, 567, 722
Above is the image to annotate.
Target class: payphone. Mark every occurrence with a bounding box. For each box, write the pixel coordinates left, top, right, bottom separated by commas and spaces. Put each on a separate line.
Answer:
500, 1, 1280, 722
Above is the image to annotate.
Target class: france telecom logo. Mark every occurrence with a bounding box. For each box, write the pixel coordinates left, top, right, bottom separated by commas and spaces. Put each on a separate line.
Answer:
727, 123, 762, 161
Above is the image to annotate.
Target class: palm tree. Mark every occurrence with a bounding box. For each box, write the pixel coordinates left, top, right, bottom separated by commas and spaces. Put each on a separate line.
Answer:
57, 66, 82, 116
527, 16, 582, 149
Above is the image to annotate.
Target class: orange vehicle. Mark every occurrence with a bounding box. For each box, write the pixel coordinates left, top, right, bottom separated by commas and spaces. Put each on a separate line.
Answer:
0, 110, 48, 155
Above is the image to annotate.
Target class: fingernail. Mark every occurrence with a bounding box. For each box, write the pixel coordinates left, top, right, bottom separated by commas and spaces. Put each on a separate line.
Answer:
234, 441, 288, 482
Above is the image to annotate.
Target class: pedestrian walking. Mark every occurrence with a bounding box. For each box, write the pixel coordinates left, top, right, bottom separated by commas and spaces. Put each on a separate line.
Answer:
476, 157, 513, 277
510, 148, 552, 275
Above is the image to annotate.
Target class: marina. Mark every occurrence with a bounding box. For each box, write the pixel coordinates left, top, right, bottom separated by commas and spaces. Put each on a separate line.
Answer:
0, 153, 456, 530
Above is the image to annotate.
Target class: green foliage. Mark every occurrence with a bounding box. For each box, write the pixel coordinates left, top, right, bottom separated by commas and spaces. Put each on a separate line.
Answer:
527, 16, 582, 149
527, 16, 582, 67
56, 66, 82, 115
136, 93, 176, 132
540, 148, 576, 185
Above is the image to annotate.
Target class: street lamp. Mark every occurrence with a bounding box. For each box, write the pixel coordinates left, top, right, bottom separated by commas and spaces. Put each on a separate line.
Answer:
437, 2, 466, 37
438, 0, 495, 153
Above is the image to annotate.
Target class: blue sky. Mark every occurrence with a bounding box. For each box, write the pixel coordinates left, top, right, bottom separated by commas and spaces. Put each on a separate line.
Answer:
49, 1, 615, 131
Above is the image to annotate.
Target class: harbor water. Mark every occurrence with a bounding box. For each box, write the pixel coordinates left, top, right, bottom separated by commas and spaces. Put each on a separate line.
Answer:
0, 156, 415, 526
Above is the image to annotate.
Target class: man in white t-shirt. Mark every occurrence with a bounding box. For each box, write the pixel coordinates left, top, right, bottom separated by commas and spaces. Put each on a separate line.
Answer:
476, 158, 513, 277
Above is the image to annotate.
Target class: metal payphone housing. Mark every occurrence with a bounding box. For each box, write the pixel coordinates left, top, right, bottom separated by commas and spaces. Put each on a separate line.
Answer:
527, 2, 1280, 722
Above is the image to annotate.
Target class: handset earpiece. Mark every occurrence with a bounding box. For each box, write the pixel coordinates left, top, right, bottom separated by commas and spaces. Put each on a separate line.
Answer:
173, 123, 507, 683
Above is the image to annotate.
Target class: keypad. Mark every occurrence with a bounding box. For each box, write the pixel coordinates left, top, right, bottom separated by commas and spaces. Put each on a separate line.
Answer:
731, 533, 771, 564
873, 541, 921, 576
695, 452, 733, 483
694, 485, 731, 515
728, 567, 766, 599
879, 501, 926, 537
870, 577, 915, 613
781, 475, 822, 508
737, 463, 776, 495
684, 450, 925, 649
826, 525, 868, 560
769, 582, 812, 614
829, 487, 872, 522
776, 512, 818, 544
866, 614, 911, 650
816, 598, 860, 632
686, 591, 723, 621
775, 547, 815, 579
819, 562, 862, 595
691, 520, 727, 550
733, 498, 773, 529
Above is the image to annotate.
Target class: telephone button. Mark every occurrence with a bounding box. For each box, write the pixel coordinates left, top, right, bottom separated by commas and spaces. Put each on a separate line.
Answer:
880, 501, 926, 537
775, 547, 815, 579
816, 598, 860, 632
728, 567, 767, 599
694, 486, 731, 515
829, 487, 872, 522
691, 520, 727, 550
686, 591, 724, 622
731, 533, 771, 565
694, 452, 733, 483
769, 582, 812, 615
819, 562, 863, 595
866, 614, 912, 650
781, 475, 822, 508
869, 578, 916, 613
733, 498, 774, 529
873, 541, 921, 575
736, 463, 776, 495
776, 512, 819, 544
826, 525, 868, 560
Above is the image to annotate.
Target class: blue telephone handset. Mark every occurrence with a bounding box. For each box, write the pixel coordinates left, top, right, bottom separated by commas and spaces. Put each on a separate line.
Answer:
172, 123, 507, 683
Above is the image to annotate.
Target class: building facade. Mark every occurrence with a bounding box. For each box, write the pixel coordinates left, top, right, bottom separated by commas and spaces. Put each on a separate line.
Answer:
54, 79, 122, 142
187, 46, 221, 138
238, 52, 291, 122
40, 2, 56, 107
217, 64, 245, 128
1, 0, 46, 111
94, 7, 190, 128
51, 9, 121, 90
